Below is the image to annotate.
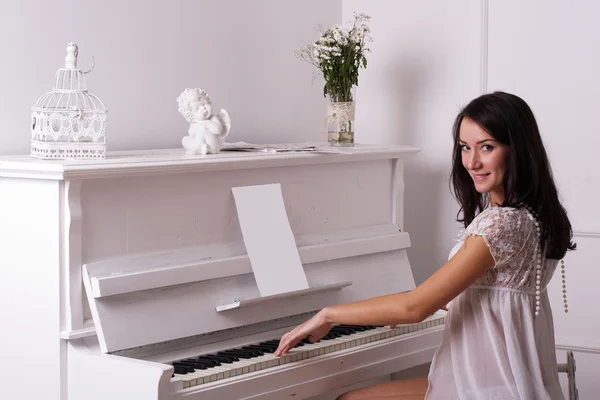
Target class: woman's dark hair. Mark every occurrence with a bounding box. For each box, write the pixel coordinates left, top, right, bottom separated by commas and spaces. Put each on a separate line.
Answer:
451, 91, 576, 259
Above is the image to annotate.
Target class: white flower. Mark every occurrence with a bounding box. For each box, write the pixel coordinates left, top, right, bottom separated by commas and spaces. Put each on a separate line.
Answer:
295, 12, 372, 101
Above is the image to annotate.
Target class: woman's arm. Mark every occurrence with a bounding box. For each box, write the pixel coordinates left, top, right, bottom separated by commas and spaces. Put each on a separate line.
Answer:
274, 234, 495, 356
325, 234, 496, 325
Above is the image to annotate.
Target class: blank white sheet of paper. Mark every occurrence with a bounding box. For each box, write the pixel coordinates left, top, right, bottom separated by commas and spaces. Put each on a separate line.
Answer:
232, 183, 309, 297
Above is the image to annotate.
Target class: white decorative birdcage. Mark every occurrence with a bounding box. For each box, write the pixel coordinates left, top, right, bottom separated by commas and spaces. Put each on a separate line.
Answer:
30, 42, 107, 159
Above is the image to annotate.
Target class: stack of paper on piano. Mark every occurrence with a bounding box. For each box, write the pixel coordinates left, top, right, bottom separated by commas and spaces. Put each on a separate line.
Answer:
222, 141, 350, 154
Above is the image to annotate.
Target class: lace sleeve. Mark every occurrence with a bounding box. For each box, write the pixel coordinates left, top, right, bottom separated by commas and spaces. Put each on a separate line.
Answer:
467, 208, 535, 267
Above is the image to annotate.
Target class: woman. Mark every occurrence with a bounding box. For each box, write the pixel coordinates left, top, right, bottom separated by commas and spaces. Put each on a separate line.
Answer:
274, 91, 576, 400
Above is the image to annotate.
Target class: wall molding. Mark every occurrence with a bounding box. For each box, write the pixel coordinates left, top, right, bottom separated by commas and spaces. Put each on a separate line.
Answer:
556, 343, 600, 355
573, 231, 600, 239
480, 0, 489, 94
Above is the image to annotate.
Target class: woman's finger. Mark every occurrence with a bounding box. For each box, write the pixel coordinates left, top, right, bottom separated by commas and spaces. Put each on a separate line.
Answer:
275, 313, 328, 356
275, 332, 291, 356
275, 330, 299, 356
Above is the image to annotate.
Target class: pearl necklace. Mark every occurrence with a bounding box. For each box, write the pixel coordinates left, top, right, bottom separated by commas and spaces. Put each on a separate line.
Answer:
527, 206, 568, 316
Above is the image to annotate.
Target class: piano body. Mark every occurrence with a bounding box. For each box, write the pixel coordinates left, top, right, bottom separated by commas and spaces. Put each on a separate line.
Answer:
0, 144, 445, 400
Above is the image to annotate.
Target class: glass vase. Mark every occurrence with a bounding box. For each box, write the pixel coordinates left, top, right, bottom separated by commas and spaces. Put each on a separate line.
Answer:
326, 89, 356, 147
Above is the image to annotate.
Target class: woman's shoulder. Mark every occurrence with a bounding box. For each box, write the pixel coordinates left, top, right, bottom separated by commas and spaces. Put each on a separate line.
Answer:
463, 206, 537, 266
455, 207, 535, 244
474, 206, 527, 220
469, 206, 535, 233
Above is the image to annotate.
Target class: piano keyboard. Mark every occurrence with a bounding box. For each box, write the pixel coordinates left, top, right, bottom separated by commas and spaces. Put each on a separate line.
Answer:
170, 312, 445, 390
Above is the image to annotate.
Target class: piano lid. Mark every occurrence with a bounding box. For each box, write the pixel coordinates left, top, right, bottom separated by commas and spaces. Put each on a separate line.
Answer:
0, 144, 420, 180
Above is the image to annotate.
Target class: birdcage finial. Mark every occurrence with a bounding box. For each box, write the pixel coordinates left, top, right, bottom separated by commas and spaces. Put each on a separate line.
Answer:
65, 42, 78, 69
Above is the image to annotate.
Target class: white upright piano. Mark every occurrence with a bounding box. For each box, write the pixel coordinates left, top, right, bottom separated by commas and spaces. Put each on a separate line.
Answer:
0, 144, 445, 400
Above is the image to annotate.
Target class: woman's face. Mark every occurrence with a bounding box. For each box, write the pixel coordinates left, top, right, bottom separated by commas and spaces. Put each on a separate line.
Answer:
459, 118, 509, 205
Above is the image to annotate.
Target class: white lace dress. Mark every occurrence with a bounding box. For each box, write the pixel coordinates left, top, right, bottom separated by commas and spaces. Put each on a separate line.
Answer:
425, 207, 564, 400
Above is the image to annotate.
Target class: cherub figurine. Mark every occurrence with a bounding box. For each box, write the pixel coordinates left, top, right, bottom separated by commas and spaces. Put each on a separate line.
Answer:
176, 88, 231, 155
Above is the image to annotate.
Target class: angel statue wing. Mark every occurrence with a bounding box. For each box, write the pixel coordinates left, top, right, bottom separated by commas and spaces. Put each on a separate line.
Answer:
216, 109, 232, 139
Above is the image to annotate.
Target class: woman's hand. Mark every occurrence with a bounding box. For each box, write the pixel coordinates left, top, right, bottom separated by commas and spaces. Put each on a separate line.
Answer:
274, 309, 332, 357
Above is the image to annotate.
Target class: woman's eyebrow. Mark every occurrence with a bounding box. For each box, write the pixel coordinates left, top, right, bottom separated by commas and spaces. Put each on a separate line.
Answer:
459, 139, 495, 144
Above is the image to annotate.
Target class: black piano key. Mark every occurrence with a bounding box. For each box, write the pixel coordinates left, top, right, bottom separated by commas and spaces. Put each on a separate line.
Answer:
330, 327, 355, 335
172, 363, 195, 373
198, 355, 233, 364
176, 360, 207, 370
182, 358, 214, 367
335, 325, 362, 332
248, 348, 265, 356
259, 344, 278, 350
230, 348, 263, 357
210, 355, 237, 363
217, 354, 239, 362
262, 340, 280, 346
218, 350, 250, 360
172, 362, 194, 370
241, 346, 267, 355
194, 357, 220, 367
244, 345, 276, 353
330, 326, 352, 331
259, 344, 277, 350
231, 347, 261, 357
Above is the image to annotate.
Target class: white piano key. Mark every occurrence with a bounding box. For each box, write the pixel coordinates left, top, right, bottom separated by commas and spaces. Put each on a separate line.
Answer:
250, 354, 273, 370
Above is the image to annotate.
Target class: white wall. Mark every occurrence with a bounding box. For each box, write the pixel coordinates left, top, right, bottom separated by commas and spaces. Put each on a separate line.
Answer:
487, 0, 600, 233
0, 0, 341, 155
343, 1, 599, 398
342, 0, 482, 285
487, 1, 600, 398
